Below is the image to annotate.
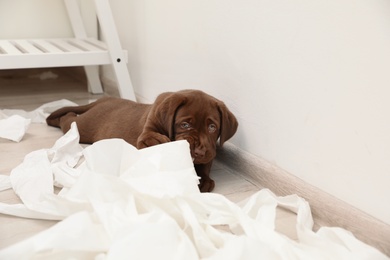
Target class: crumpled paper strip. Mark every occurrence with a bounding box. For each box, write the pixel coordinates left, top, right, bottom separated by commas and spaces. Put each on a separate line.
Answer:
79, 138, 200, 198
0, 99, 78, 123
0, 123, 388, 259
0, 114, 31, 142
0, 122, 84, 219
0, 99, 78, 142
11, 123, 83, 202
0, 211, 110, 259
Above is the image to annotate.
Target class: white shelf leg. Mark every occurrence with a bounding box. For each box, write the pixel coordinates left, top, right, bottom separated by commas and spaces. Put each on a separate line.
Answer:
83, 66, 102, 93
64, 0, 103, 94
93, 0, 136, 101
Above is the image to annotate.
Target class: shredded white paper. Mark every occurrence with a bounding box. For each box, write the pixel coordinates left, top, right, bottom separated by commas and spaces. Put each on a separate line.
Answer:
0, 114, 31, 142
0, 122, 387, 259
0, 99, 78, 142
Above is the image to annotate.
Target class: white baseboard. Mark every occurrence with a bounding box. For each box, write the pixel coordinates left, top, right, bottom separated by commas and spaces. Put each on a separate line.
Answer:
216, 142, 390, 256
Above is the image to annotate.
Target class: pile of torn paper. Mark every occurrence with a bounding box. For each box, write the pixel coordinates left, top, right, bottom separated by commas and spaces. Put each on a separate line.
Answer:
0, 111, 388, 259
0, 99, 77, 142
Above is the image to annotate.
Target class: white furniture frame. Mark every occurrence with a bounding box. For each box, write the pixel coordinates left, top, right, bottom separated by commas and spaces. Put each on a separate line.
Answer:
0, 0, 136, 101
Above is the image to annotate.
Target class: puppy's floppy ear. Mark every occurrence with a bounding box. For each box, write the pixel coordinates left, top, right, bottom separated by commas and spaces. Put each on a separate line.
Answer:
146, 92, 187, 139
217, 101, 238, 146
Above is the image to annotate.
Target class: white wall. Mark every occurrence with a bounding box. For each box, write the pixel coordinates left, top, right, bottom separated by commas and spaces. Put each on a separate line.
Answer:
0, 0, 97, 39
107, 0, 390, 225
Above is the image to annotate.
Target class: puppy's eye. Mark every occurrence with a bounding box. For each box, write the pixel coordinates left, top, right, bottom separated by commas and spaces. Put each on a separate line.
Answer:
181, 122, 191, 129
208, 124, 217, 133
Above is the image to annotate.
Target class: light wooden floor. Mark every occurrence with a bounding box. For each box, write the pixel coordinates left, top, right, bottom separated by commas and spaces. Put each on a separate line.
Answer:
0, 68, 297, 250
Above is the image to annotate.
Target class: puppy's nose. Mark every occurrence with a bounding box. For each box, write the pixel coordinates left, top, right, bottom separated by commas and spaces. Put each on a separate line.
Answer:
194, 147, 206, 158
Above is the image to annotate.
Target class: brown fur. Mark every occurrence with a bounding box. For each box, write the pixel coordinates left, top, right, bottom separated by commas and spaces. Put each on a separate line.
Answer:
46, 89, 238, 192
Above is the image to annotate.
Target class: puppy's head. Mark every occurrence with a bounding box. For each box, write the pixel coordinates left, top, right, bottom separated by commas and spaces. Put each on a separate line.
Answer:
150, 90, 238, 164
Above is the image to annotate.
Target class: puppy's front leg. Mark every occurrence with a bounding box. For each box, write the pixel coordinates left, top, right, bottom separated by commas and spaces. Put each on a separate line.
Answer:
137, 131, 171, 148
195, 162, 215, 192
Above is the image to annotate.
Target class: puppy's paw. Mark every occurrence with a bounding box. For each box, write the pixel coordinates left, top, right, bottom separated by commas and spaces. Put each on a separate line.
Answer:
137, 132, 171, 148
199, 178, 215, 192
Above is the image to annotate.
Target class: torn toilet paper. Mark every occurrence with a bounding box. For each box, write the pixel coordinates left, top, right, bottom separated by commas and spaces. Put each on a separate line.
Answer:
0, 99, 77, 142
0, 122, 388, 259
0, 114, 30, 142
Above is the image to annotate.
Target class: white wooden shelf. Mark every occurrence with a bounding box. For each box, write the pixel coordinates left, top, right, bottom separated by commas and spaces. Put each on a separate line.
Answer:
0, 0, 136, 100
0, 38, 127, 69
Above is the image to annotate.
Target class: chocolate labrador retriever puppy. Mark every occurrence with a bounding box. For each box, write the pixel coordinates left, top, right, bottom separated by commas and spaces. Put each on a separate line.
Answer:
46, 89, 238, 192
